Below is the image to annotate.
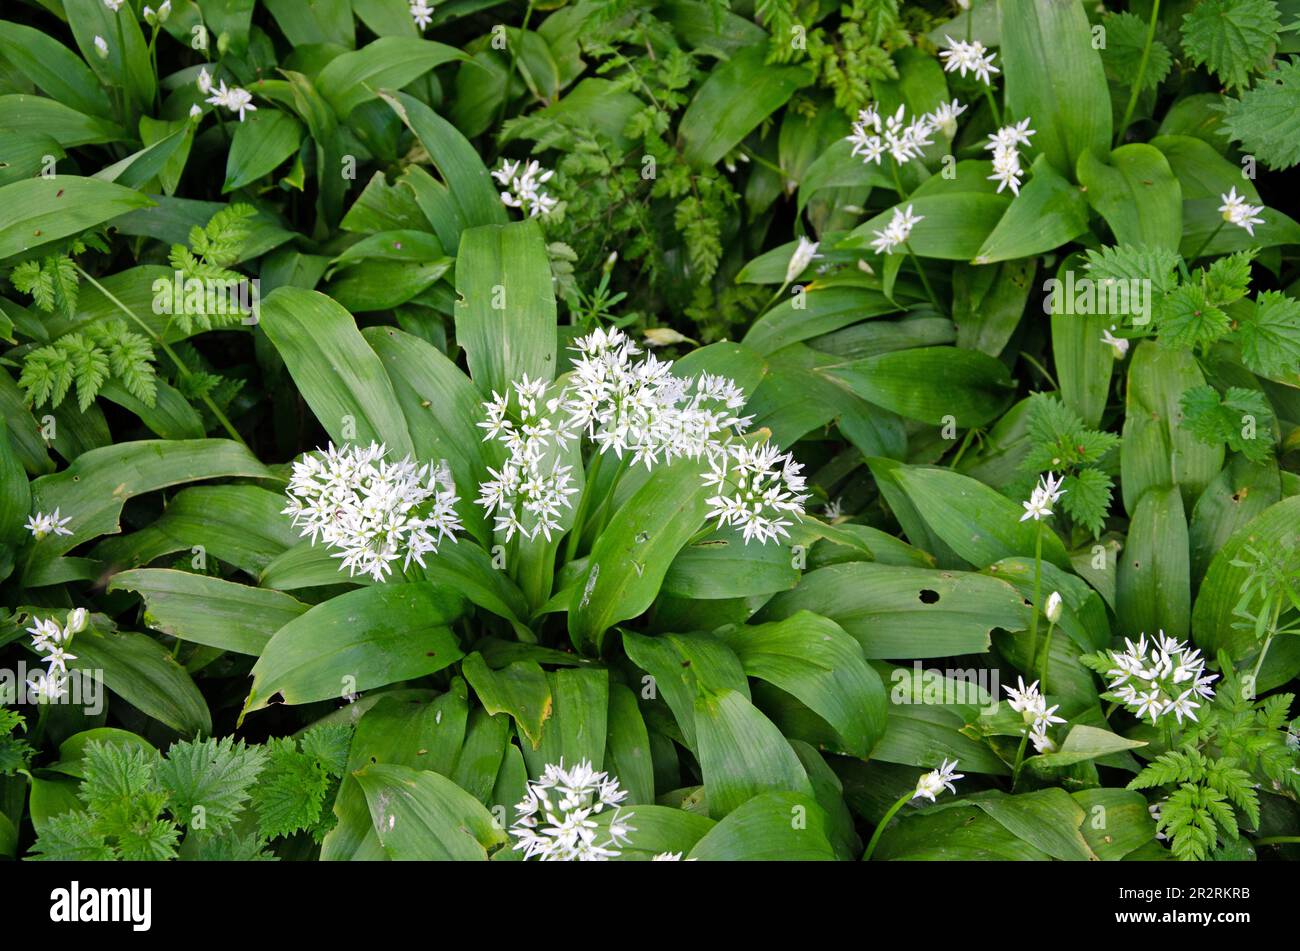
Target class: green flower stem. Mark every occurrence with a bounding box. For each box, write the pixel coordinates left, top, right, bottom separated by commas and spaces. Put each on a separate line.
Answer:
73, 264, 250, 450
1253, 836, 1300, 846
889, 158, 907, 199
862, 790, 913, 861
1011, 728, 1031, 789
904, 243, 941, 311
1188, 220, 1225, 263
495, 1, 536, 132
565, 448, 605, 562
1027, 521, 1044, 666
1037, 617, 1057, 693
982, 86, 1002, 127
1115, 0, 1161, 146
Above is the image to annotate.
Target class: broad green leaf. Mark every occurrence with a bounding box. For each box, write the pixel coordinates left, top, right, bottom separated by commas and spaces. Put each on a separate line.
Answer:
679, 45, 811, 166
0, 20, 112, 119
661, 526, 800, 600
1049, 254, 1116, 429
973, 155, 1089, 264
1028, 725, 1146, 770
758, 563, 1030, 659
244, 582, 465, 715
688, 792, 835, 860
321, 688, 467, 861
889, 464, 1072, 569
567, 453, 714, 651
1076, 144, 1183, 250
694, 688, 812, 818
621, 630, 749, 751
999, 0, 1112, 175
1120, 341, 1223, 514
454, 219, 556, 397
743, 286, 900, 356
0, 420, 31, 547
1193, 496, 1300, 661
1189, 455, 1280, 581
356, 763, 506, 860
108, 569, 308, 656
259, 286, 415, 456
381, 90, 506, 237
0, 96, 124, 148
1118, 486, 1191, 639
95, 485, 298, 578
462, 653, 552, 750
606, 684, 655, 805
223, 110, 303, 192
319, 37, 465, 116
363, 325, 495, 544
25, 440, 272, 586
69, 629, 211, 736
0, 176, 152, 261
524, 667, 609, 776
1072, 788, 1160, 860
824, 346, 1015, 426
841, 193, 1011, 260
718, 611, 886, 758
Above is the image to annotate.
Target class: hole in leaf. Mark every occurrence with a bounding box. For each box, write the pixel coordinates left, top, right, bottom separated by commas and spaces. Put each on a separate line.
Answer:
918, 589, 940, 604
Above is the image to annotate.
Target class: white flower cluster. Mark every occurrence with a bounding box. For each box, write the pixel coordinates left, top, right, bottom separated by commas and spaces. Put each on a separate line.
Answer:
912, 758, 963, 802
704, 442, 809, 544
870, 203, 924, 255
985, 118, 1035, 196
1102, 631, 1217, 725
1219, 187, 1265, 237
283, 442, 464, 582
511, 759, 635, 861
26, 609, 89, 702
1004, 676, 1067, 753
26, 509, 73, 541
480, 327, 804, 545
939, 35, 999, 85
561, 328, 752, 468
1020, 471, 1065, 522
477, 375, 580, 543
847, 102, 953, 167
409, 0, 434, 30
492, 159, 557, 218
197, 68, 257, 122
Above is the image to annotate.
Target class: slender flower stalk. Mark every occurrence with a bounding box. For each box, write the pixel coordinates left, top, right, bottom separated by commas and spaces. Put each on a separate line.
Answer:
863, 760, 963, 861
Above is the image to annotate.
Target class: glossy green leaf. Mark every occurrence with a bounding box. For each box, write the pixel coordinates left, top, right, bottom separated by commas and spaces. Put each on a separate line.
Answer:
108, 569, 308, 656
244, 582, 465, 715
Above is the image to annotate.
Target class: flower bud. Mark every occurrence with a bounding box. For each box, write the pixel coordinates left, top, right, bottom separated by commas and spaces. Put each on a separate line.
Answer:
1045, 591, 1063, 624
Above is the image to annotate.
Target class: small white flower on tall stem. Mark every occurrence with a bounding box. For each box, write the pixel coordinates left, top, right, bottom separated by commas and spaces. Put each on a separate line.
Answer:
870, 204, 924, 255
492, 159, 557, 218
912, 758, 964, 802
206, 81, 257, 122
25, 509, 73, 541
939, 36, 999, 85
409, 0, 435, 30
1218, 187, 1265, 237
1020, 471, 1065, 522
703, 441, 809, 544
